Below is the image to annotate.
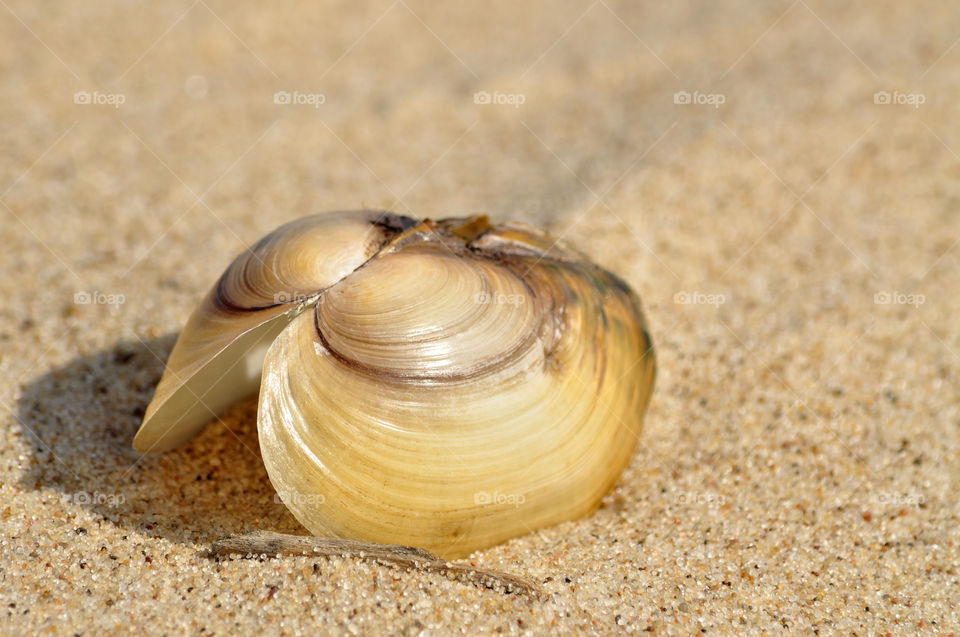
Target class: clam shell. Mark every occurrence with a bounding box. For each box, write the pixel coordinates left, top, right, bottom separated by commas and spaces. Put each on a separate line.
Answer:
133, 211, 416, 453
135, 211, 655, 558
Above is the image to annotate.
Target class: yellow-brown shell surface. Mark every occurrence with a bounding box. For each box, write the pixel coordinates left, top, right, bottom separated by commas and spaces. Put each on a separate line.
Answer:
135, 211, 655, 558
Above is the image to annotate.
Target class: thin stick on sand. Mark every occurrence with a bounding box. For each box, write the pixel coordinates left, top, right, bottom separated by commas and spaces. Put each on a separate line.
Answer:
208, 531, 542, 597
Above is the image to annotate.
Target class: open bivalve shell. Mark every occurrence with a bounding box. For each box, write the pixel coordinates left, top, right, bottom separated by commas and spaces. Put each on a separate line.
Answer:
134, 211, 655, 558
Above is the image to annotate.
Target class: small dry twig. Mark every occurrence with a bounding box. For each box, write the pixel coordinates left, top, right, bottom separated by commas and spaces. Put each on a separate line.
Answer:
208, 531, 541, 597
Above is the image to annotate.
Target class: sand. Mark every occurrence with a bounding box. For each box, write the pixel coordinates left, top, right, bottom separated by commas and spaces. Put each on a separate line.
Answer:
2, 0, 959, 633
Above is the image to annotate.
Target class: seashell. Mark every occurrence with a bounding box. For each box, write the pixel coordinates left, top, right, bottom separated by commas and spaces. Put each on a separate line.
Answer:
134, 211, 655, 558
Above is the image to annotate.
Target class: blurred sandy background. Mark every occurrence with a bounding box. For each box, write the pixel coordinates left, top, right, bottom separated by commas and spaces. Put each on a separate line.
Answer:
2, 0, 959, 633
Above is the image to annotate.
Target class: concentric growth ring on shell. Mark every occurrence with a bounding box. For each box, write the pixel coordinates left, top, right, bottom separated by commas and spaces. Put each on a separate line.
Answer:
313, 245, 542, 381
